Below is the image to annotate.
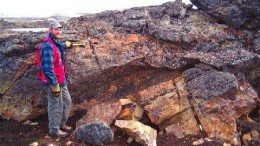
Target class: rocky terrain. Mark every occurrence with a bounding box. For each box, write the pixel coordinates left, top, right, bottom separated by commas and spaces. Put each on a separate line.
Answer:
0, 0, 260, 145
0, 15, 70, 29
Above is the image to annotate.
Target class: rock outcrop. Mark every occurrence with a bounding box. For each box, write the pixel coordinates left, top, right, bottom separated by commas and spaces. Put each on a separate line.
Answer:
0, 0, 259, 145
190, 0, 260, 29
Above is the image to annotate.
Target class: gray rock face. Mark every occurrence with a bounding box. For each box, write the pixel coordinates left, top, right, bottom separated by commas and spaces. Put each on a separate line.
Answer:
72, 121, 114, 146
253, 31, 260, 54
190, 0, 260, 29
186, 70, 239, 99
0, 32, 45, 56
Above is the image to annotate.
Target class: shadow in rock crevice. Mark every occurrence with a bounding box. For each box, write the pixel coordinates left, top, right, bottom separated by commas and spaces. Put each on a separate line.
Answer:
69, 64, 182, 105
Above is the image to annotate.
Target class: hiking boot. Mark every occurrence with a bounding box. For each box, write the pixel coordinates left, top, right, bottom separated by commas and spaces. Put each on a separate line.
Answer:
51, 130, 68, 138
60, 125, 72, 132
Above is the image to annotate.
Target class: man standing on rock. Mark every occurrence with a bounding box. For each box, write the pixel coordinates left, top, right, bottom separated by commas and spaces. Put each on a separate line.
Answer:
36, 21, 73, 138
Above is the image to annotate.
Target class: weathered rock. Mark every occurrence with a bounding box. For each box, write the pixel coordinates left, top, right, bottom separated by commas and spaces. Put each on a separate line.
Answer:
246, 66, 260, 95
192, 97, 241, 145
72, 121, 114, 146
0, 32, 44, 56
253, 31, 260, 54
242, 130, 260, 146
115, 120, 157, 146
0, 66, 46, 121
119, 98, 132, 106
190, 0, 260, 29
183, 42, 260, 72
187, 70, 238, 100
162, 108, 200, 138
144, 91, 180, 124
159, 76, 199, 137
0, 1, 259, 145
136, 72, 180, 105
76, 102, 122, 128
233, 73, 258, 118
144, 76, 191, 125
0, 58, 30, 95
183, 68, 204, 81
117, 103, 144, 121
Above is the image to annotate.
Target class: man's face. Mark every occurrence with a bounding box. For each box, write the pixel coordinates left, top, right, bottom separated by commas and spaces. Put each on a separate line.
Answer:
49, 27, 62, 39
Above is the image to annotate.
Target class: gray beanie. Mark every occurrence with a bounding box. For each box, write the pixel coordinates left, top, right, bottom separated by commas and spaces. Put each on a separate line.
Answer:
49, 21, 62, 28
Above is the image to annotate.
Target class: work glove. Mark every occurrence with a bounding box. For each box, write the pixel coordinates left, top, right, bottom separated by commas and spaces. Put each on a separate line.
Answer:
65, 41, 73, 49
51, 84, 60, 97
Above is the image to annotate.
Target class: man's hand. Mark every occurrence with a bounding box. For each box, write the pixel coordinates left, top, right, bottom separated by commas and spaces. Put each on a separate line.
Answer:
65, 41, 73, 48
51, 84, 60, 97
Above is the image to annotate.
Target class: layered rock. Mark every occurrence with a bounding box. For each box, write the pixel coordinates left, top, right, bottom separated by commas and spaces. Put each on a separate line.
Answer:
0, 0, 259, 145
75, 102, 122, 127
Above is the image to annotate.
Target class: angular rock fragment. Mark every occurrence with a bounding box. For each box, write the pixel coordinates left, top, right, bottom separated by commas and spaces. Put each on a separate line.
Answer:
115, 120, 157, 146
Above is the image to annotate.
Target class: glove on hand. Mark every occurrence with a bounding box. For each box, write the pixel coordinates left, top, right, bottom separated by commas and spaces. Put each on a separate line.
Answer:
65, 41, 73, 48
51, 84, 60, 97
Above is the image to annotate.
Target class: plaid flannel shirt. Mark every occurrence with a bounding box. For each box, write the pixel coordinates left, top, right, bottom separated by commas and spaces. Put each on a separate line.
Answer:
41, 32, 67, 86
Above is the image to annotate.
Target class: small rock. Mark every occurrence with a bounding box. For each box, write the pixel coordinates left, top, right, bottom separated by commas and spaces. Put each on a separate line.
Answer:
159, 131, 164, 135
119, 99, 132, 105
127, 137, 133, 143
223, 143, 231, 146
48, 144, 58, 146
66, 141, 73, 145
22, 120, 38, 126
29, 142, 38, 146
192, 138, 204, 145
242, 132, 252, 145
242, 130, 260, 146
204, 137, 212, 141
251, 130, 259, 139
22, 120, 31, 125
45, 135, 51, 139
29, 122, 39, 126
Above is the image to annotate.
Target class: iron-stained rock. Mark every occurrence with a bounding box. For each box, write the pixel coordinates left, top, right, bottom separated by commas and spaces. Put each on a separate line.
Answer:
192, 97, 241, 145
76, 102, 122, 128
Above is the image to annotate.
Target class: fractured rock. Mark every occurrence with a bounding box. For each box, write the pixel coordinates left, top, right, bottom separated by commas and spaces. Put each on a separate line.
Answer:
233, 73, 258, 118
115, 120, 157, 146
144, 76, 191, 125
117, 103, 144, 121
192, 97, 241, 145
161, 108, 199, 138
76, 102, 122, 128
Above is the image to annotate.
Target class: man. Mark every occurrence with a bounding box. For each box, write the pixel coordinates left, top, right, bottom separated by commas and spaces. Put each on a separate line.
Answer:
36, 21, 73, 137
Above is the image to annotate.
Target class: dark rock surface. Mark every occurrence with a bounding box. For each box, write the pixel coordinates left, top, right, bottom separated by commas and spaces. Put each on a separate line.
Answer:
186, 70, 238, 99
72, 121, 114, 146
190, 0, 260, 29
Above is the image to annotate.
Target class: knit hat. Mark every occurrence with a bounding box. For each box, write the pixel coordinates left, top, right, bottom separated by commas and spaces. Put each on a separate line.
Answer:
49, 21, 62, 28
